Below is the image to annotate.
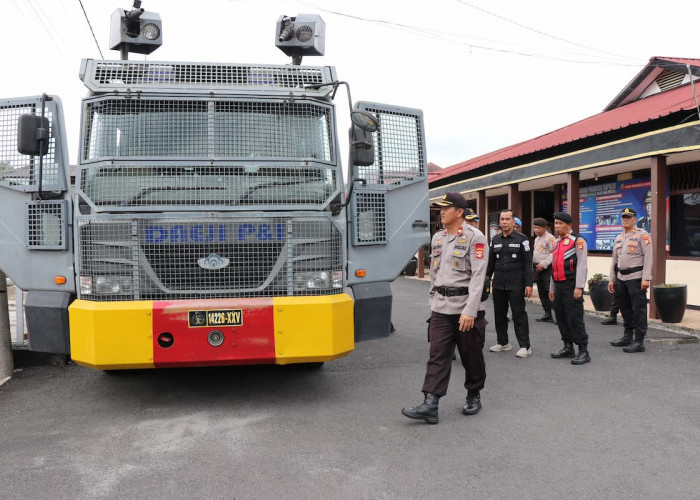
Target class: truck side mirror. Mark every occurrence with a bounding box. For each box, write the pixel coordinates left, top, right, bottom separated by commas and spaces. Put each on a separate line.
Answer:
18, 114, 50, 156
349, 124, 375, 167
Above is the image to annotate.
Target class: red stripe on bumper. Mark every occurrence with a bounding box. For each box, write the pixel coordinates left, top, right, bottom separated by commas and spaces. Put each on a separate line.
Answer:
152, 298, 275, 368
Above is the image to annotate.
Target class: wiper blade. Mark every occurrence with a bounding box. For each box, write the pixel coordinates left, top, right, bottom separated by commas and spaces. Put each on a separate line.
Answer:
120, 186, 226, 206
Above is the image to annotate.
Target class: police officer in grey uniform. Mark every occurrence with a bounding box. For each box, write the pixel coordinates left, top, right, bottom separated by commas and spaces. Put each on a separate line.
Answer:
532, 217, 555, 322
608, 207, 653, 352
402, 193, 488, 424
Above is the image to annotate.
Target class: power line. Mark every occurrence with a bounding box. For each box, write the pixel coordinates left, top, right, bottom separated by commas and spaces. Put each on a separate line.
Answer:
454, 0, 635, 62
77, 0, 105, 59
291, 0, 644, 67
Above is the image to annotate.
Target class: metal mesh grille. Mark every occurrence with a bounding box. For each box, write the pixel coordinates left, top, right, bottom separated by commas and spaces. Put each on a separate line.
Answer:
79, 165, 337, 208
85, 60, 331, 91
26, 201, 67, 249
0, 101, 60, 188
77, 216, 343, 301
357, 107, 425, 185
352, 191, 387, 245
83, 98, 333, 162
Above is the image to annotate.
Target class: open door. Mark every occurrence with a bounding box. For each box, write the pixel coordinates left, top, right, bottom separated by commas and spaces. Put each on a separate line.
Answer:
346, 102, 429, 341
0, 95, 74, 352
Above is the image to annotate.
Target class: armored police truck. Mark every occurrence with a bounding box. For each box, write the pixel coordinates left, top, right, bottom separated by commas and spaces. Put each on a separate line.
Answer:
0, 5, 428, 370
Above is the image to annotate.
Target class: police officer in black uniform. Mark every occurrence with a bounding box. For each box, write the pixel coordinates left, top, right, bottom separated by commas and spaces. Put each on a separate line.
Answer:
486, 209, 534, 358
549, 212, 590, 365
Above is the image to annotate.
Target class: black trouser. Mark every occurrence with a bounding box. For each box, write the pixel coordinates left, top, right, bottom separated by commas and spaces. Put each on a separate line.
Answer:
493, 288, 530, 348
552, 280, 588, 346
609, 280, 620, 316
533, 266, 553, 315
616, 278, 647, 337
422, 311, 487, 397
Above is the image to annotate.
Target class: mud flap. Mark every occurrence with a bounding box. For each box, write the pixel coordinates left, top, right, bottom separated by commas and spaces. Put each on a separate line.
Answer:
352, 281, 392, 342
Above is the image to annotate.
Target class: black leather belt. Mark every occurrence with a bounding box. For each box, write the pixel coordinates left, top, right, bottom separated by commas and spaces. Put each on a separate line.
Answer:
435, 286, 469, 297
619, 266, 643, 275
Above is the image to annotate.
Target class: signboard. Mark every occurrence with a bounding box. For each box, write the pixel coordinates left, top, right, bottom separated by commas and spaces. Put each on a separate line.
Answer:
561, 178, 652, 250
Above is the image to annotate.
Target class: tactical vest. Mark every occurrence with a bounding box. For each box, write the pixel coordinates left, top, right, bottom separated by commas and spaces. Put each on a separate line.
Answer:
552, 234, 579, 282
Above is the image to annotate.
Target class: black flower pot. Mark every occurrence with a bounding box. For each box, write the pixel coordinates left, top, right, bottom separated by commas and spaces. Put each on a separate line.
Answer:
652, 284, 687, 323
589, 280, 613, 312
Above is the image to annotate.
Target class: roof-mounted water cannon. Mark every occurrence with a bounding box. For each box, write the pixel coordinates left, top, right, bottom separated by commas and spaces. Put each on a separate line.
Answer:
110, 1, 162, 60
275, 14, 325, 65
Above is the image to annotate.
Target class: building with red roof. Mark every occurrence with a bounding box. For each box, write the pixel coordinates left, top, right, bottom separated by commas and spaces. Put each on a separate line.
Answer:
429, 57, 700, 311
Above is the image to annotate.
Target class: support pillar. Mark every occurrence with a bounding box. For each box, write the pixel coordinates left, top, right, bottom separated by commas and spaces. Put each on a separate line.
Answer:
508, 184, 521, 217
567, 172, 580, 234
649, 155, 667, 319
554, 184, 562, 215
477, 190, 486, 235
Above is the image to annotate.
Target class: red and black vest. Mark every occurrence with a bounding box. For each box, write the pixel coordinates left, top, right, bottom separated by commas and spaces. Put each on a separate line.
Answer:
552, 234, 580, 282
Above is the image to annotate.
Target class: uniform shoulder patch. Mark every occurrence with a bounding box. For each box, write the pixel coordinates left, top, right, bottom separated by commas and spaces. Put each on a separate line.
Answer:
642, 234, 650, 246
522, 240, 530, 252
576, 239, 584, 250
475, 243, 485, 259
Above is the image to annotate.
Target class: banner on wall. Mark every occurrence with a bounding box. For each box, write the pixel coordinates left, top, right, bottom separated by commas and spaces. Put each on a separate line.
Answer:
561, 178, 653, 251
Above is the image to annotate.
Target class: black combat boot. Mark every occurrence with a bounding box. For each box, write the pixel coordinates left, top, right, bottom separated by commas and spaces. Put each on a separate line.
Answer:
402, 393, 439, 424
571, 344, 591, 365
601, 314, 617, 325
536, 313, 554, 323
610, 330, 633, 347
551, 343, 575, 358
463, 389, 482, 416
623, 333, 645, 353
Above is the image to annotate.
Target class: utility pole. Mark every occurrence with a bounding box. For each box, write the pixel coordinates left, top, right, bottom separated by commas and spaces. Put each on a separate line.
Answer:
0, 270, 14, 385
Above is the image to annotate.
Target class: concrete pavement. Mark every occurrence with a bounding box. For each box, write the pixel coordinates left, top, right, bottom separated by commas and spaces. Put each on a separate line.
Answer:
1, 277, 700, 499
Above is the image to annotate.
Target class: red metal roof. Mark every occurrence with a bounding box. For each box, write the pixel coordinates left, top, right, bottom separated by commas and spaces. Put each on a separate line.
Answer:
432, 81, 700, 182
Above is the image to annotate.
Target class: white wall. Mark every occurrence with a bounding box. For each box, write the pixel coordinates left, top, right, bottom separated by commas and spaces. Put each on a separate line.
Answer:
588, 255, 699, 307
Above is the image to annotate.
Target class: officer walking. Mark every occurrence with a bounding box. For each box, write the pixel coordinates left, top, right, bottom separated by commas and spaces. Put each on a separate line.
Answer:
402, 193, 488, 424
549, 212, 590, 365
487, 209, 533, 358
608, 207, 653, 352
532, 217, 555, 323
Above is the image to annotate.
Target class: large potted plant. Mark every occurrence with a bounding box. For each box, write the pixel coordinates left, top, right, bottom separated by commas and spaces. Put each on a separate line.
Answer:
652, 284, 688, 323
588, 273, 612, 312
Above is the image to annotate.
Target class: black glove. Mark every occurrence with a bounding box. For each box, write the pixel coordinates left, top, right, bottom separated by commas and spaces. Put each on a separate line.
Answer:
480, 279, 491, 302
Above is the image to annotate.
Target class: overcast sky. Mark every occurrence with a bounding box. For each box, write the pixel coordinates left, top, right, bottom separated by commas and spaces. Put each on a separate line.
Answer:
2, 0, 698, 169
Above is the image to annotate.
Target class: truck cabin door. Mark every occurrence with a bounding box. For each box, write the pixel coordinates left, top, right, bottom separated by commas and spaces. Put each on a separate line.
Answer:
346, 102, 429, 341
0, 95, 74, 353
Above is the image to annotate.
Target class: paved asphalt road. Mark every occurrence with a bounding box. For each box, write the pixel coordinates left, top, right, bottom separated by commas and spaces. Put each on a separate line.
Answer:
2, 277, 700, 499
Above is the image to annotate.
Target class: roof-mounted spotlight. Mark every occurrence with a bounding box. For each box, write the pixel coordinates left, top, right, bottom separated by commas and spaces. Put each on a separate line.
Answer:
110, 1, 162, 60
275, 14, 325, 65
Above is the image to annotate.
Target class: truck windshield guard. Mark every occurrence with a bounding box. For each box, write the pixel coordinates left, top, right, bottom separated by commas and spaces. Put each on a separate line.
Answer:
83, 98, 334, 162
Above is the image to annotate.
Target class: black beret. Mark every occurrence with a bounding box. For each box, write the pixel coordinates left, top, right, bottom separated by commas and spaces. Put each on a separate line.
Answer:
553, 211, 572, 223
533, 217, 548, 227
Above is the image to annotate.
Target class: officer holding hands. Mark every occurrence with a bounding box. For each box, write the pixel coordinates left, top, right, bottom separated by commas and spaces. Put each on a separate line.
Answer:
608, 207, 653, 353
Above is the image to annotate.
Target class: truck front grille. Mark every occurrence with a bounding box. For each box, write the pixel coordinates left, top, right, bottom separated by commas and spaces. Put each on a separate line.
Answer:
77, 216, 343, 301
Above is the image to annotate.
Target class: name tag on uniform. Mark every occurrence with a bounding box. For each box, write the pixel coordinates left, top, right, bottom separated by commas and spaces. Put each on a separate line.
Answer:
509, 243, 520, 248
494, 243, 503, 249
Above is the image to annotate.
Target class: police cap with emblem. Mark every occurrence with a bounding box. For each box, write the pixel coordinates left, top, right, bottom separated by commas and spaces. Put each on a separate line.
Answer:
553, 211, 572, 223
533, 217, 549, 227
464, 207, 479, 221
620, 207, 637, 218
432, 192, 467, 211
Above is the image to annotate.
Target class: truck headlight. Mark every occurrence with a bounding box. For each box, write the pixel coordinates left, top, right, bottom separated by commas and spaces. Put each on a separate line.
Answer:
80, 275, 133, 296
293, 270, 343, 291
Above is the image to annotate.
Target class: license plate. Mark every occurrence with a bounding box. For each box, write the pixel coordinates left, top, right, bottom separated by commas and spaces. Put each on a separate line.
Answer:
188, 309, 243, 327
